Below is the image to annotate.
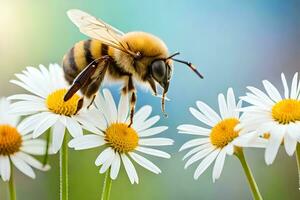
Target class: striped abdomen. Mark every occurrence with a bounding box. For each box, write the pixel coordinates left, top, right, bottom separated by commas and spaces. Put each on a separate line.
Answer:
62, 39, 109, 84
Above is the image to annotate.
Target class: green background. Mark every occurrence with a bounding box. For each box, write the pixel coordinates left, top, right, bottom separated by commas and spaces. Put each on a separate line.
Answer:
0, 0, 300, 199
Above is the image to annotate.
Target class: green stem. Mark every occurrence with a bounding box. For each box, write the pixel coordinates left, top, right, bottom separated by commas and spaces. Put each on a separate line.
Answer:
100, 169, 112, 200
235, 148, 263, 200
9, 162, 16, 200
42, 130, 51, 166
296, 143, 300, 191
60, 133, 69, 200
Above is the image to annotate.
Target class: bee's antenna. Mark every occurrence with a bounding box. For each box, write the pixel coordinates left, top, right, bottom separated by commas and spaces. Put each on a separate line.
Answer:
166, 52, 180, 60
172, 58, 204, 79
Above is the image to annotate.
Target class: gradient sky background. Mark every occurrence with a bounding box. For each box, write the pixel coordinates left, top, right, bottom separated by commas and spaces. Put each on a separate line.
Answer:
0, 0, 300, 199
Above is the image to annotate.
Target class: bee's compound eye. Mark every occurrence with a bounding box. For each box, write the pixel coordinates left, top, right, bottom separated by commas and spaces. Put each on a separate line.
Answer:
151, 60, 166, 81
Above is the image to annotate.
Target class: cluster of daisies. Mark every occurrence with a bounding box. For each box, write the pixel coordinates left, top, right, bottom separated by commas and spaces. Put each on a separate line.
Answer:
0, 64, 173, 185
0, 63, 299, 199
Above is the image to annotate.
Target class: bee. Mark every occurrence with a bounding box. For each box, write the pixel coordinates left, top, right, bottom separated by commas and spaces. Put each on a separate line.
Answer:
63, 9, 203, 126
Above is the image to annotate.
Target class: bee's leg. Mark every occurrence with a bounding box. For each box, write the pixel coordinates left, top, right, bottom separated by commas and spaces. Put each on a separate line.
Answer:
147, 78, 157, 96
124, 76, 136, 127
85, 58, 109, 109
128, 91, 136, 127
75, 98, 84, 114
87, 95, 96, 109
64, 55, 111, 102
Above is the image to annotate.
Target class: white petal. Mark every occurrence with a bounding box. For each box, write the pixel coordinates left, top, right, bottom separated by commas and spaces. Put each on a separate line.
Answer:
117, 94, 129, 122
136, 146, 171, 158
134, 116, 160, 132
239, 96, 271, 110
139, 138, 173, 146
226, 88, 237, 117
103, 89, 118, 122
94, 93, 111, 123
0, 156, 10, 181
65, 117, 83, 138
33, 113, 58, 138
138, 126, 168, 137
95, 148, 114, 166
179, 138, 210, 151
52, 121, 65, 153
212, 149, 226, 182
110, 153, 121, 180
265, 127, 285, 165
0, 98, 19, 126
129, 152, 161, 174
15, 152, 50, 171
225, 143, 234, 155
196, 101, 221, 124
9, 101, 46, 115
10, 155, 35, 178
193, 149, 220, 180
235, 100, 243, 118
17, 112, 49, 135
133, 105, 152, 126
281, 73, 289, 99
74, 111, 105, 134
184, 146, 215, 169
121, 154, 139, 184
8, 94, 44, 103
283, 132, 297, 156
99, 151, 115, 174
262, 80, 282, 102
290, 72, 298, 99
10, 79, 44, 98
68, 135, 105, 150
177, 124, 210, 136
182, 143, 211, 160
218, 93, 228, 119
21, 139, 50, 155
189, 107, 214, 127
246, 86, 275, 105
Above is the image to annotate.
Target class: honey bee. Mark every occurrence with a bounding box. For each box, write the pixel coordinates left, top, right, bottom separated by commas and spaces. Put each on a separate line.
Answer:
63, 9, 203, 126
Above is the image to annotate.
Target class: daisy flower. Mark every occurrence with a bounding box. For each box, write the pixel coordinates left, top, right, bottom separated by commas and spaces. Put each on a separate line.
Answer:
237, 72, 300, 164
178, 88, 265, 181
69, 89, 173, 184
0, 98, 51, 181
8, 64, 86, 153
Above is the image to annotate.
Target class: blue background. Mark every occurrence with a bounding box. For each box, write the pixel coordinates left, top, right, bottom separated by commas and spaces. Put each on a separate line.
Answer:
0, 0, 299, 199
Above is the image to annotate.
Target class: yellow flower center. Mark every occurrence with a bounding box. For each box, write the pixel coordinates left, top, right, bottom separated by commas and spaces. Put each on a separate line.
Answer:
272, 99, 300, 124
210, 118, 239, 148
105, 123, 139, 153
262, 133, 270, 139
0, 125, 22, 155
46, 89, 81, 116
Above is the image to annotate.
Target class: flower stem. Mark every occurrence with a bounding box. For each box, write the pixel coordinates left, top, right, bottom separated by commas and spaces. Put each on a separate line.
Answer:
60, 133, 69, 200
235, 148, 263, 200
9, 162, 16, 200
296, 143, 300, 191
100, 169, 112, 200
43, 130, 51, 166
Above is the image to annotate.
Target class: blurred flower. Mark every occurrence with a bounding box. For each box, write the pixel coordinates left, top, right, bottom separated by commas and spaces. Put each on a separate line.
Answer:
237, 72, 300, 165
8, 64, 87, 153
178, 88, 265, 181
69, 89, 173, 184
0, 98, 51, 181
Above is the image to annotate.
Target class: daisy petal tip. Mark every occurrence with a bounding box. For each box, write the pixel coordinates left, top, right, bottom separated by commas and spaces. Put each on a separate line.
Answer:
42, 165, 51, 171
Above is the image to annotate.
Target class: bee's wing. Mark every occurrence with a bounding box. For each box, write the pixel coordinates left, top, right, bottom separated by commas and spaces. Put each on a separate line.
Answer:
67, 9, 135, 56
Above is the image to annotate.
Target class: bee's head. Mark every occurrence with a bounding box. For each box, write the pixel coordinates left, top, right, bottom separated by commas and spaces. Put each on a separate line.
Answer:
150, 59, 172, 93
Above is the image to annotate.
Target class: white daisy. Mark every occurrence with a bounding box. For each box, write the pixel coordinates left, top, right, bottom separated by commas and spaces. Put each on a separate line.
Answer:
178, 88, 265, 181
237, 72, 300, 165
8, 64, 86, 153
0, 98, 51, 181
68, 89, 173, 184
